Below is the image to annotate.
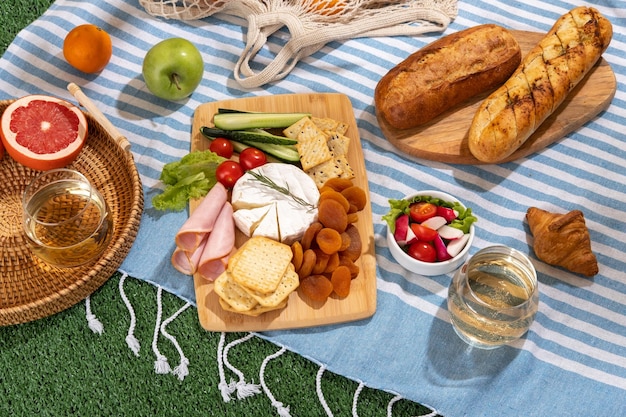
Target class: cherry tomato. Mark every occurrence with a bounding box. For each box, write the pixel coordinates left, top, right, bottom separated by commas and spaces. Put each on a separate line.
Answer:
209, 138, 234, 158
407, 241, 437, 263
409, 202, 437, 223
216, 160, 244, 188
239, 147, 267, 171
410, 223, 438, 242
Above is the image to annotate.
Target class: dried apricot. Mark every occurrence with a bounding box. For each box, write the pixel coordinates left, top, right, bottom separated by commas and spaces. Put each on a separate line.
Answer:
341, 186, 367, 212
301, 221, 323, 250
324, 252, 340, 273
318, 185, 334, 194
316, 227, 343, 254
298, 249, 317, 279
289, 177, 366, 296
338, 231, 351, 251
323, 177, 354, 192
291, 241, 304, 271
312, 249, 330, 275
318, 199, 348, 232
340, 224, 362, 262
300, 274, 334, 302
319, 189, 350, 212
338, 255, 360, 279
331, 266, 352, 298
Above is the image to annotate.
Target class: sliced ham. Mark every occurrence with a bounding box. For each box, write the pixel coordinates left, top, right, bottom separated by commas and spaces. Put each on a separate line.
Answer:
171, 239, 207, 275
175, 182, 228, 252
197, 202, 235, 281
197, 253, 231, 282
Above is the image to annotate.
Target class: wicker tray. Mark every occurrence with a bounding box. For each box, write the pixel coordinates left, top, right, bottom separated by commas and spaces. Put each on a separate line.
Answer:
0, 100, 144, 326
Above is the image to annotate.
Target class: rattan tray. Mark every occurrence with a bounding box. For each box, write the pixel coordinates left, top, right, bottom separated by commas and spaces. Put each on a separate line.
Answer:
0, 99, 144, 326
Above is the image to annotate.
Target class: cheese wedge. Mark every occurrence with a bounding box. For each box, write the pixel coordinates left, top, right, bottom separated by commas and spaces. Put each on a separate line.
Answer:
231, 163, 320, 245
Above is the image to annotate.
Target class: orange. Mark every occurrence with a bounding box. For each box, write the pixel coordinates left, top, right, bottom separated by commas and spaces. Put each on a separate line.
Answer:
0, 95, 88, 171
309, 0, 346, 16
63, 24, 112, 73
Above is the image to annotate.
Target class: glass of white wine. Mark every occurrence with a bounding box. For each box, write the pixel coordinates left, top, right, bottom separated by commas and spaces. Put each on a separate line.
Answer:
22, 168, 113, 268
447, 246, 539, 349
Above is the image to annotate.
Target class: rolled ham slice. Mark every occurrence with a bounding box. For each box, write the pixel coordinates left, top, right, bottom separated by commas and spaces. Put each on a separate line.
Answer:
171, 239, 207, 275
197, 253, 231, 282
196, 202, 235, 281
175, 182, 228, 253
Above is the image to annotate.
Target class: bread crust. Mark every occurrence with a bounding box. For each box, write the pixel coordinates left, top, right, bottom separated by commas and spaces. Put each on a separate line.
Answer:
468, 6, 613, 163
374, 24, 521, 130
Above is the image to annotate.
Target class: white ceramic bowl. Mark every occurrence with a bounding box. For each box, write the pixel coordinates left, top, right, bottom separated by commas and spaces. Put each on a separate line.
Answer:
386, 190, 475, 276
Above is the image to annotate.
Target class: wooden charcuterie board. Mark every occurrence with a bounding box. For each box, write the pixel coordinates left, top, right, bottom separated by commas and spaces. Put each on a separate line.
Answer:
190, 93, 376, 332
377, 30, 617, 164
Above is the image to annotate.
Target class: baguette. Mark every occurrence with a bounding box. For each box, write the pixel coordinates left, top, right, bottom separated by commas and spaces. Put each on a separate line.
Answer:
374, 24, 521, 130
468, 7, 613, 163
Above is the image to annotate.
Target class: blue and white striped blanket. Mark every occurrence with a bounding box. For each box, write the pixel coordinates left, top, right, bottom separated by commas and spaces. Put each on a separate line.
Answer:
1, 1, 624, 416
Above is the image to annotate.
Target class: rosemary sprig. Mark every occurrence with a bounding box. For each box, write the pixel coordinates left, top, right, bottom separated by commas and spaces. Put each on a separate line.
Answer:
248, 170, 316, 210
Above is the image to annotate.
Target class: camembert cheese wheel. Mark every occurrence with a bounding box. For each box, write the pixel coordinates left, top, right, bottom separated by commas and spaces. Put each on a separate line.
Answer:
231, 163, 320, 245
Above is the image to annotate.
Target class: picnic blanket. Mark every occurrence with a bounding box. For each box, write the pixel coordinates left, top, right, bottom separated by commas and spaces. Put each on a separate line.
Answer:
0, 1, 624, 416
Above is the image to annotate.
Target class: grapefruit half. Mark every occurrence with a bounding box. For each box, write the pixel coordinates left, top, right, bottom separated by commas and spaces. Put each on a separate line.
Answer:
0, 94, 88, 171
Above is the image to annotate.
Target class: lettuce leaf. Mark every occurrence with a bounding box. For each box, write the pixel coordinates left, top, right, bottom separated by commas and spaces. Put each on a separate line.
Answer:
152, 150, 226, 211
382, 198, 411, 234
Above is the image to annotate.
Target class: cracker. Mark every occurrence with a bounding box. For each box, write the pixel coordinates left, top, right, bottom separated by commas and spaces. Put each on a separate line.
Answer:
306, 159, 345, 188
296, 133, 333, 171
327, 133, 350, 156
334, 154, 355, 179
283, 116, 312, 139
285, 115, 353, 183
311, 117, 339, 132
229, 236, 293, 294
312, 117, 348, 136
296, 118, 324, 141
244, 263, 299, 307
218, 297, 287, 317
213, 271, 258, 312
334, 122, 348, 135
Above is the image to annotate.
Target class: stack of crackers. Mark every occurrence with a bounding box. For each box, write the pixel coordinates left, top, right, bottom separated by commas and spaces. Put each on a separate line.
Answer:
214, 236, 299, 316
284, 116, 355, 188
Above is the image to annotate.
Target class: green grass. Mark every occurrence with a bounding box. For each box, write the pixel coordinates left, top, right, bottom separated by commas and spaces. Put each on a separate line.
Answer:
0, 2, 442, 415
0, 274, 437, 416
0, 0, 55, 53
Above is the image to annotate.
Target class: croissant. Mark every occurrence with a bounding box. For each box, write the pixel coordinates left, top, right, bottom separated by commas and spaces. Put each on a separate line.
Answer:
468, 6, 613, 163
526, 207, 598, 277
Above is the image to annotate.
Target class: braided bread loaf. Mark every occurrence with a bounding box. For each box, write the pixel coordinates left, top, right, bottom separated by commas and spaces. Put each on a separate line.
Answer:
468, 7, 613, 163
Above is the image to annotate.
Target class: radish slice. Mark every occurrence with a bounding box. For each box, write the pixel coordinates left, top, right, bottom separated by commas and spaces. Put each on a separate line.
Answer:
405, 224, 418, 245
447, 234, 470, 257
434, 235, 452, 261
394, 214, 410, 244
438, 225, 464, 240
421, 216, 447, 231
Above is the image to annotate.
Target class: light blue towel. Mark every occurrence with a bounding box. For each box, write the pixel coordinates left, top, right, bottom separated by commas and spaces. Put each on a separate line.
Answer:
1, 1, 624, 416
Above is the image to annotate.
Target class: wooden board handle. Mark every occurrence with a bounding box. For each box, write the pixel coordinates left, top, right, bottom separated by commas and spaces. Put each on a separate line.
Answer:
67, 83, 132, 156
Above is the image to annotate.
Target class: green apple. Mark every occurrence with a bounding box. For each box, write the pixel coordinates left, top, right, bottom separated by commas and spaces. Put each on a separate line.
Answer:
142, 38, 203, 101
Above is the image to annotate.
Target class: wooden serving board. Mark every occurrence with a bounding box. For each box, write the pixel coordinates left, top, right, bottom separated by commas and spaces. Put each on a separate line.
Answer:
190, 93, 376, 332
377, 30, 617, 164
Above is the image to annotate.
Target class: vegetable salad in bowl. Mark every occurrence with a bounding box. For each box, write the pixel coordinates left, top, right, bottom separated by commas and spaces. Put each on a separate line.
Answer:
383, 191, 477, 276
